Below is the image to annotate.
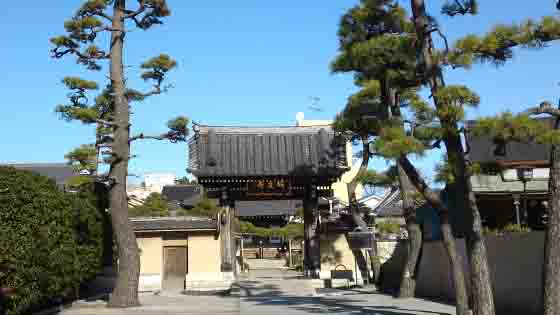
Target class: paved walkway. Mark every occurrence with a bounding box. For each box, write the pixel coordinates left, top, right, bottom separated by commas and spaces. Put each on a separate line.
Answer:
60, 269, 456, 315
244, 258, 288, 270
236, 269, 316, 297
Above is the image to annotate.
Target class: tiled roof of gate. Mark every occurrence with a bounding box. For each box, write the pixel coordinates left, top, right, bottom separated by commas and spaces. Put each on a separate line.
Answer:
131, 217, 216, 232
188, 125, 348, 177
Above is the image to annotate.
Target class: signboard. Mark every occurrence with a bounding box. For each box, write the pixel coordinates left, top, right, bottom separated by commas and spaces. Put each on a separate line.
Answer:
246, 179, 293, 198
347, 232, 375, 250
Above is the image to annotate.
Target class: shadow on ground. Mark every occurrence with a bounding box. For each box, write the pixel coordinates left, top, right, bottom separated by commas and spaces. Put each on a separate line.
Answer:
233, 280, 452, 315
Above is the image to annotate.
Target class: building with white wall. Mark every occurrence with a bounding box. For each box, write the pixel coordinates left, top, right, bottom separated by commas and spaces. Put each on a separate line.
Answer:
144, 173, 177, 194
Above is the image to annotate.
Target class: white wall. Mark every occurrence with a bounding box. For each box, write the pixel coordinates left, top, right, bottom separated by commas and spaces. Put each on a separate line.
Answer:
144, 173, 176, 194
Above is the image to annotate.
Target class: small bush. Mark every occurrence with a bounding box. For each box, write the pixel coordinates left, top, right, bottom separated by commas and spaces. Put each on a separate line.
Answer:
182, 198, 219, 218
376, 219, 401, 235
129, 192, 169, 217
483, 223, 531, 236
0, 167, 103, 315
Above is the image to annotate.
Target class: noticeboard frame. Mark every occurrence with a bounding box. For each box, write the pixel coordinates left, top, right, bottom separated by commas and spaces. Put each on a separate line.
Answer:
347, 231, 375, 250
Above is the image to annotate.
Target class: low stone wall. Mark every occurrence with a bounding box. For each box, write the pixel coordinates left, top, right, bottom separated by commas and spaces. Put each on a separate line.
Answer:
380, 232, 545, 314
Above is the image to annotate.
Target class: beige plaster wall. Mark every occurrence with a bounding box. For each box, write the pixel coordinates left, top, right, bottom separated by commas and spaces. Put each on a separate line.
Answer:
381, 232, 545, 314
319, 232, 361, 282
137, 233, 163, 275
187, 232, 221, 275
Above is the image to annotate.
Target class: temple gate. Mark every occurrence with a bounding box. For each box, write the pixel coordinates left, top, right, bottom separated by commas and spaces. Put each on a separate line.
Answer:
187, 125, 349, 277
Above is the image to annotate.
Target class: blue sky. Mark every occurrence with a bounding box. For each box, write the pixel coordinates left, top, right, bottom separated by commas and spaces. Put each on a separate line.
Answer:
1, 1, 559, 184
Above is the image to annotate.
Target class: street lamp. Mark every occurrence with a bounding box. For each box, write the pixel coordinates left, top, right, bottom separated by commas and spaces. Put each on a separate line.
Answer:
516, 166, 534, 225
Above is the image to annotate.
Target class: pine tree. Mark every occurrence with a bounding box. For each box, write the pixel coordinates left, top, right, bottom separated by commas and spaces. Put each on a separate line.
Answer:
331, 1, 469, 310
456, 10, 560, 314
406, 1, 560, 314
332, 82, 384, 282
50, 0, 188, 307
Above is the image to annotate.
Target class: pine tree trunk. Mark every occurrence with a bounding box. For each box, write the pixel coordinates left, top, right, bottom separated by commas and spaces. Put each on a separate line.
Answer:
398, 156, 470, 315
347, 137, 380, 282
463, 173, 495, 315
107, 0, 141, 307
350, 208, 380, 282
409, 1, 495, 314
544, 118, 560, 315
396, 163, 422, 298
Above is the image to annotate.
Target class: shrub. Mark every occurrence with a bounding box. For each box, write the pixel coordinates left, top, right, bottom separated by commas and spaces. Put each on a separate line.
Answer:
376, 219, 401, 235
184, 198, 219, 217
483, 223, 531, 236
239, 220, 304, 239
129, 192, 169, 217
0, 167, 103, 315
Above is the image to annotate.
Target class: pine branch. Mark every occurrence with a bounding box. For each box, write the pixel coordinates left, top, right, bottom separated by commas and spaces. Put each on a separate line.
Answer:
127, 0, 171, 30
124, 1, 146, 19
129, 132, 173, 142
94, 11, 113, 22
398, 155, 450, 213
448, 16, 560, 68
441, 0, 477, 17
52, 47, 111, 60
95, 119, 116, 126
137, 84, 172, 98
51, 44, 111, 70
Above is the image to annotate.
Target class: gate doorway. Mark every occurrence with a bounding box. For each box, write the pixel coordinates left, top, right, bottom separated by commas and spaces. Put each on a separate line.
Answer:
163, 246, 187, 291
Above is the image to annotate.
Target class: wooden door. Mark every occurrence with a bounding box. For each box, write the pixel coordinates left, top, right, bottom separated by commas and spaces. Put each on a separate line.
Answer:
163, 247, 187, 291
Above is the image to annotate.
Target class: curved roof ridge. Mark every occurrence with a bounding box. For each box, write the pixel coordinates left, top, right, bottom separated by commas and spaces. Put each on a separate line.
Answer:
195, 125, 334, 135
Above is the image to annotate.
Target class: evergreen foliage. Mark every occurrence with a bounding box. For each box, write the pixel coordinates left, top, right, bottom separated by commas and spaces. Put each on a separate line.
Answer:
0, 167, 103, 315
441, 0, 478, 17
178, 198, 219, 218
356, 168, 398, 189
65, 144, 97, 172
51, 1, 188, 305
129, 193, 169, 217
239, 221, 304, 240
174, 176, 196, 185
376, 219, 401, 235
448, 16, 560, 68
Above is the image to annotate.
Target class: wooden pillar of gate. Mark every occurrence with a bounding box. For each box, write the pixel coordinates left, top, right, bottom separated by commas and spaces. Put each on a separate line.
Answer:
303, 184, 320, 278
220, 188, 235, 272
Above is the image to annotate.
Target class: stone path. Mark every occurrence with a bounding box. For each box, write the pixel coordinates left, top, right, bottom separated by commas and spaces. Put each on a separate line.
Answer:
236, 269, 316, 297
60, 269, 456, 315
244, 258, 288, 270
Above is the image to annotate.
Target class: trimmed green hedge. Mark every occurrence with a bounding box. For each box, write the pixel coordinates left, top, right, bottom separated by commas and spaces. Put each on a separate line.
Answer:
0, 167, 103, 315
239, 220, 304, 239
